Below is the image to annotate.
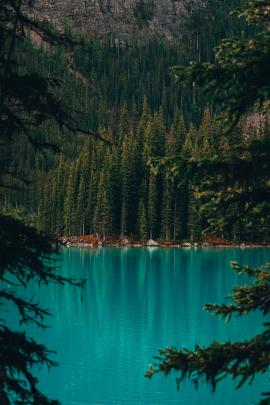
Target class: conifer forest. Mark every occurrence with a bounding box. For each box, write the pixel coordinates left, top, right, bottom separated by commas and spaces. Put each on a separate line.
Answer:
2, 0, 270, 404
3, 0, 269, 243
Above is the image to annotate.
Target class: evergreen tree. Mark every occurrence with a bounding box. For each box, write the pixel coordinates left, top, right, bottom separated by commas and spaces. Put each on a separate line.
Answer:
197, 108, 216, 159
120, 134, 133, 237
137, 198, 148, 240
55, 155, 67, 235
76, 146, 92, 235
163, 115, 188, 240
76, 175, 86, 235
93, 168, 112, 238
107, 145, 121, 233
147, 2, 270, 404
181, 123, 197, 160
148, 108, 166, 158
187, 181, 202, 242
162, 177, 173, 240
118, 103, 130, 144
148, 171, 158, 239
171, 110, 186, 153
37, 174, 53, 234
86, 151, 100, 234
64, 161, 76, 236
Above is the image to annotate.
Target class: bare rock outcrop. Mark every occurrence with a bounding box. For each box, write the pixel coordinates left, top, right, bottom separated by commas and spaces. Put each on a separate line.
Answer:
30, 0, 205, 42
147, 239, 159, 246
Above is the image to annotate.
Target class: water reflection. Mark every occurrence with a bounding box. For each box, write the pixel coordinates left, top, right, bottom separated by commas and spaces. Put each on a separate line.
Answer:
8, 247, 270, 404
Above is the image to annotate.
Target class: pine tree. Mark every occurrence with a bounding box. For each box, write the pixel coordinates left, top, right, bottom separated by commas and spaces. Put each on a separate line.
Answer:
55, 155, 67, 235
118, 102, 130, 144
64, 161, 76, 236
86, 151, 99, 234
93, 169, 112, 238
76, 146, 92, 235
197, 108, 216, 159
164, 114, 188, 240
37, 174, 53, 234
187, 180, 202, 242
148, 171, 158, 239
148, 108, 166, 158
162, 177, 173, 240
173, 185, 188, 241
120, 135, 133, 237
181, 123, 198, 160
137, 198, 148, 240
107, 145, 121, 234
76, 175, 86, 235
138, 96, 151, 137
171, 110, 186, 153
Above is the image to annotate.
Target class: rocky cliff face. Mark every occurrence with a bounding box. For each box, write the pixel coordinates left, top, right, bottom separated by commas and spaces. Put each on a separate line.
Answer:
31, 0, 202, 42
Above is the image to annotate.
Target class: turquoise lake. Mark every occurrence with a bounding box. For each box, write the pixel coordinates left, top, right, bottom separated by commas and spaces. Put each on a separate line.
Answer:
9, 247, 270, 404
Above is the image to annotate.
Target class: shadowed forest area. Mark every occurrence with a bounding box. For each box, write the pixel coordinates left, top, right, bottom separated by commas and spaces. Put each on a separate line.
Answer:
2, 0, 268, 243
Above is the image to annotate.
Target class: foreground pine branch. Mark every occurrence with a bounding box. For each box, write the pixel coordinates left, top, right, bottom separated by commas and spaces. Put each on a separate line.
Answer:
0, 215, 85, 403
0, 1, 89, 402
146, 262, 270, 404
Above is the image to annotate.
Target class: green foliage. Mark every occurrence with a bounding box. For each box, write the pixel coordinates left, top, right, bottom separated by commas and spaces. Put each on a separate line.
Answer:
172, 1, 270, 129
93, 168, 113, 237
2, 0, 270, 246
146, 262, 270, 405
146, 1, 270, 404
137, 199, 148, 240
148, 171, 158, 239
235, 0, 270, 24
0, 1, 90, 403
12, 103, 269, 243
0, 215, 84, 404
159, 0, 270, 243
2, 0, 270, 403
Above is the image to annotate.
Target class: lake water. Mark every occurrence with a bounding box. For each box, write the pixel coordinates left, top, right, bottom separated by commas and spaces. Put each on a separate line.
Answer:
8, 247, 270, 404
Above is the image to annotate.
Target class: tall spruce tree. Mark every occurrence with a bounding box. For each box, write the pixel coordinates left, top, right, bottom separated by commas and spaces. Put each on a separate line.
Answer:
120, 134, 133, 237
93, 168, 112, 238
64, 161, 76, 236
148, 171, 158, 239
137, 198, 148, 240
54, 155, 67, 235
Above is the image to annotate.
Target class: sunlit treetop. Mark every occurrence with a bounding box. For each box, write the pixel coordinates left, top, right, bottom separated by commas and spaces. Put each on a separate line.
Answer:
235, 0, 270, 24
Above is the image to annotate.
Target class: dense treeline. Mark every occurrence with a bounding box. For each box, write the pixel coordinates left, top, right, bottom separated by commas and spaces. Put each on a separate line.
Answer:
1, 0, 267, 242
37, 104, 270, 242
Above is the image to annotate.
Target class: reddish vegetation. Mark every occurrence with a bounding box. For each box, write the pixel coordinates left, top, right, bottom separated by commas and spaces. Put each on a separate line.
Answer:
60, 235, 122, 245
59, 234, 270, 248
61, 235, 155, 246
60, 235, 184, 246
202, 235, 270, 247
202, 235, 234, 246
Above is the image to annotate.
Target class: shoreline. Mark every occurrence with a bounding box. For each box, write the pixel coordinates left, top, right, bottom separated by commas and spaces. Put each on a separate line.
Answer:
59, 236, 270, 249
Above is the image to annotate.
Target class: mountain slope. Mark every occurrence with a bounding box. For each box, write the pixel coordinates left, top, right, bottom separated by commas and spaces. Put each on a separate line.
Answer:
30, 0, 204, 41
